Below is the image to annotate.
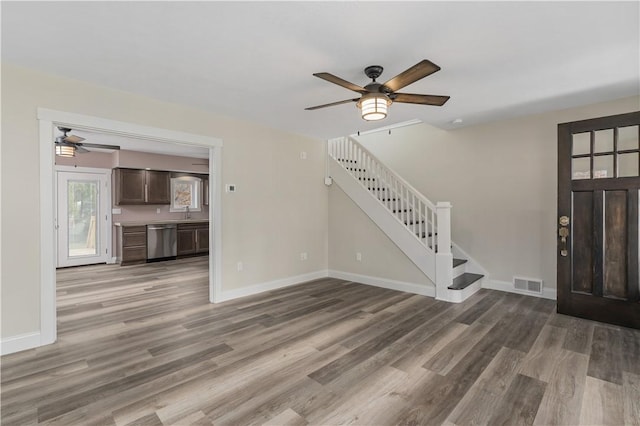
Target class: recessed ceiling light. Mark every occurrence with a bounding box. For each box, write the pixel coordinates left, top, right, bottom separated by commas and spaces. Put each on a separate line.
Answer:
452, 118, 463, 125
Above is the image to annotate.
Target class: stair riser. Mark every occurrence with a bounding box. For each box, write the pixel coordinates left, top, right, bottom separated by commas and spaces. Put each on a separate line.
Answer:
453, 264, 466, 279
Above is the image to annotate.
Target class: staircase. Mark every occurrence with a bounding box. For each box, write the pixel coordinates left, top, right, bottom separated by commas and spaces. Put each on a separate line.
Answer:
328, 136, 485, 303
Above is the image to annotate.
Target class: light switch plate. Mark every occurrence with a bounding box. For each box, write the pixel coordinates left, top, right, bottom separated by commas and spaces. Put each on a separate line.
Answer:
226, 184, 236, 193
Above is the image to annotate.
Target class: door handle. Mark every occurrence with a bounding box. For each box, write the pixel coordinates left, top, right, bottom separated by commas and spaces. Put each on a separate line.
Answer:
559, 227, 569, 257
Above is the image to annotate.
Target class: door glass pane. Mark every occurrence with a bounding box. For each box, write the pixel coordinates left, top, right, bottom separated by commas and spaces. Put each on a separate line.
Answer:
594, 129, 614, 153
594, 155, 614, 179
618, 152, 639, 177
572, 157, 591, 180
67, 180, 98, 257
572, 132, 591, 155
618, 125, 639, 151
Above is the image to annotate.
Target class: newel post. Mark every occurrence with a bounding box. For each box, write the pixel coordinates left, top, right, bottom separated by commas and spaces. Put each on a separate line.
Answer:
435, 202, 454, 301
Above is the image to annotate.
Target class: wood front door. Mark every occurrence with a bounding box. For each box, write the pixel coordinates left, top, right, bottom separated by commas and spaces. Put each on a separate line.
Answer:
558, 111, 640, 329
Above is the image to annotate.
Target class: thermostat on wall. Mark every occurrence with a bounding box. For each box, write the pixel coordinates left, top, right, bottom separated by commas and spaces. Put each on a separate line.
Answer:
225, 184, 236, 193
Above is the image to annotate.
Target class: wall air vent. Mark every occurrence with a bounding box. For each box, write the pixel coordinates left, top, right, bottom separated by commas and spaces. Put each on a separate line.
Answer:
513, 277, 543, 295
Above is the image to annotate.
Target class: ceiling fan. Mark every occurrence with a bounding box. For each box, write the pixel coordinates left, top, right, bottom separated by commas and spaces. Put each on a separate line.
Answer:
55, 127, 120, 157
305, 59, 450, 121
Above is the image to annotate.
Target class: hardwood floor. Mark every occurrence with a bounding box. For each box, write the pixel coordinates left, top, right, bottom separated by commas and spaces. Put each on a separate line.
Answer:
2, 257, 639, 425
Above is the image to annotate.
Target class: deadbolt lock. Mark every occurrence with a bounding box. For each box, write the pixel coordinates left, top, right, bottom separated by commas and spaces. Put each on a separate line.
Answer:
559, 216, 570, 226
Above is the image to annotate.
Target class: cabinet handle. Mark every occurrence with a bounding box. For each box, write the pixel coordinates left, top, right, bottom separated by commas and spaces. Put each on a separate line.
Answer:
144, 183, 148, 202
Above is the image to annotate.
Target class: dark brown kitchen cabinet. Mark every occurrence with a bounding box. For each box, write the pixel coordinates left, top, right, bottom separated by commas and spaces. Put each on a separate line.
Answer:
118, 225, 147, 265
196, 226, 209, 252
177, 223, 209, 257
115, 168, 170, 205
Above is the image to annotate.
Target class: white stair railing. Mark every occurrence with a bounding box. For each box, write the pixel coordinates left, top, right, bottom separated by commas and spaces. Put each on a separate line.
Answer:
328, 136, 452, 258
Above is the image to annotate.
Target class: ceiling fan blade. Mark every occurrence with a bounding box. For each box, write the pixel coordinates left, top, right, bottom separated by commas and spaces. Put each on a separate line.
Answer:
313, 73, 367, 93
382, 60, 441, 93
75, 146, 90, 153
305, 98, 360, 111
63, 135, 85, 143
392, 93, 450, 106
77, 142, 121, 150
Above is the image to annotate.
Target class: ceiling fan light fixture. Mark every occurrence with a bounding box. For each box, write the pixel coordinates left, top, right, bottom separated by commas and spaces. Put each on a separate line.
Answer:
55, 143, 76, 157
358, 93, 390, 121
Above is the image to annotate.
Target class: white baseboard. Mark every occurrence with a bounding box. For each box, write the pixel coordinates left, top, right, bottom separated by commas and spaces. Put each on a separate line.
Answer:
1, 331, 42, 356
217, 270, 329, 302
108, 257, 118, 264
483, 279, 557, 300
328, 270, 436, 297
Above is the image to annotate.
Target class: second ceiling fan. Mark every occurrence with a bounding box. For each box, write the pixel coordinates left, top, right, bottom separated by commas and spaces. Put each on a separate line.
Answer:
55, 127, 121, 157
306, 59, 450, 121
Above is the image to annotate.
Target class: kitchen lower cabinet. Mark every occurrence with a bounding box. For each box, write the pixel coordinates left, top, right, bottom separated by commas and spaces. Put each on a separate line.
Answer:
118, 225, 147, 265
177, 223, 209, 257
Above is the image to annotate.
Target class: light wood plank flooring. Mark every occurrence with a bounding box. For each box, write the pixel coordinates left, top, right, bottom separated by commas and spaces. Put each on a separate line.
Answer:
2, 257, 639, 425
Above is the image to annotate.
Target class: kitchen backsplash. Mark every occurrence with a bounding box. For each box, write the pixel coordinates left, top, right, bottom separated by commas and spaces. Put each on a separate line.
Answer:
113, 203, 209, 222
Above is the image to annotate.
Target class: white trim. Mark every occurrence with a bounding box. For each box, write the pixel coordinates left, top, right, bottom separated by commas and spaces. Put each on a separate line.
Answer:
37, 108, 223, 148
328, 270, 436, 297
350, 119, 423, 137
1, 332, 42, 356
36, 108, 223, 353
40, 120, 57, 347
108, 257, 118, 264
483, 279, 557, 300
211, 146, 223, 303
218, 270, 329, 302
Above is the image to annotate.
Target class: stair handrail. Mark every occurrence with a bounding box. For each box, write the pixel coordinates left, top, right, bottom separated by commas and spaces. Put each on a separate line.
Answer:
327, 136, 451, 254
329, 136, 437, 210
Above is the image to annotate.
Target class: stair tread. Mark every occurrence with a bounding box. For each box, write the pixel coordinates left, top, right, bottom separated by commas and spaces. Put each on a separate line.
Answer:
453, 258, 468, 268
449, 273, 484, 290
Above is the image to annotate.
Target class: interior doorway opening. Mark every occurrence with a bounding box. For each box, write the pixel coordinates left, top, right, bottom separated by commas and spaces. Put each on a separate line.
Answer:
39, 108, 223, 348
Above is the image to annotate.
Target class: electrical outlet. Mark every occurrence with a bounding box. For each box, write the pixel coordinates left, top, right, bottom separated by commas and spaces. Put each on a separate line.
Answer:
356, 252, 362, 262
237, 261, 243, 272
300, 151, 307, 160
300, 252, 308, 261
156, 208, 161, 214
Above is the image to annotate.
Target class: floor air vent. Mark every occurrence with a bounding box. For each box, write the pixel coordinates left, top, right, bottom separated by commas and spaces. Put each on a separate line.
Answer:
513, 277, 543, 295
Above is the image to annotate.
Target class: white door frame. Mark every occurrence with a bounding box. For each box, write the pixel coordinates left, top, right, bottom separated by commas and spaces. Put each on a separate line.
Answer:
55, 166, 112, 267
38, 108, 223, 347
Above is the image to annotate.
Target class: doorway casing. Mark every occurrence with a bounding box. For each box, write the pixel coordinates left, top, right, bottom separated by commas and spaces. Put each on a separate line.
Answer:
37, 108, 223, 348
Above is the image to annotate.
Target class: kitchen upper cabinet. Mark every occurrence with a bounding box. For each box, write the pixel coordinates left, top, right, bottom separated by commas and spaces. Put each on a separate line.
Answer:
115, 168, 170, 205
146, 171, 170, 204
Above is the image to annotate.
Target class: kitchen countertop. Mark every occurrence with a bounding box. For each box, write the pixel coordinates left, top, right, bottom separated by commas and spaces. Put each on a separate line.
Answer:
114, 219, 209, 227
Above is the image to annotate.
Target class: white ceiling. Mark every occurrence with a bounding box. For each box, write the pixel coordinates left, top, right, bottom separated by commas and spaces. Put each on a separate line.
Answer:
3, 2, 639, 140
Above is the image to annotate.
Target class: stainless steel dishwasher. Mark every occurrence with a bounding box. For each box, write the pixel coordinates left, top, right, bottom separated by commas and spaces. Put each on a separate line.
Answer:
147, 224, 177, 261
